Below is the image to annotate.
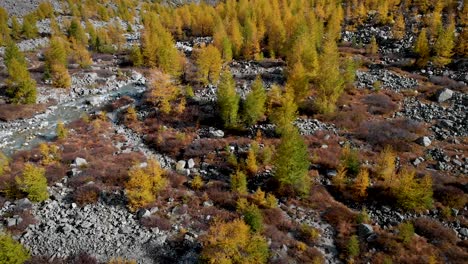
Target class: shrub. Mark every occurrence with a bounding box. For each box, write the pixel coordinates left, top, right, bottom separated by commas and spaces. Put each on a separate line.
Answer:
356, 207, 370, 224
376, 146, 396, 183
242, 203, 263, 232
357, 119, 425, 151
362, 94, 398, 115
51, 63, 72, 88
413, 218, 457, 245
398, 222, 414, 245
0, 233, 31, 263
56, 121, 68, 140
73, 184, 100, 206
245, 147, 258, 175
340, 143, 360, 177
130, 46, 143, 67
191, 175, 204, 190
347, 235, 360, 259
67, 252, 98, 264
353, 168, 369, 199
140, 215, 172, 230
231, 170, 247, 194
433, 185, 466, 209
107, 257, 137, 264
0, 152, 9, 176
300, 224, 320, 243
200, 219, 269, 263
15, 163, 49, 202
392, 169, 433, 212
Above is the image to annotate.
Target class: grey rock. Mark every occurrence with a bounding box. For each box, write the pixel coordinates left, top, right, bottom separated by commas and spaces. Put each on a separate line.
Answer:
6, 218, 18, 227
136, 209, 151, 219
203, 201, 214, 207
435, 88, 453, 103
326, 170, 337, 177
358, 224, 374, 238
415, 136, 431, 147
459, 228, 468, 237
16, 198, 32, 208
74, 157, 88, 167
176, 160, 186, 173
209, 129, 224, 138
187, 158, 195, 169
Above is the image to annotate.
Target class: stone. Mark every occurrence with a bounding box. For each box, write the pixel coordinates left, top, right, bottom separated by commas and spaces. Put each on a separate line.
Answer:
149, 207, 159, 214
6, 218, 17, 227
415, 136, 431, 147
74, 157, 88, 167
451, 208, 459, 216
187, 158, 195, 169
15, 198, 32, 208
435, 88, 453, 103
176, 160, 186, 173
459, 228, 468, 237
326, 170, 337, 177
136, 209, 151, 219
209, 129, 224, 138
203, 201, 214, 207
358, 224, 374, 238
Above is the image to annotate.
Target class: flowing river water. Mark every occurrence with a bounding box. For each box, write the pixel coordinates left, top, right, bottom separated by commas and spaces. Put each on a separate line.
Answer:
0, 83, 146, 156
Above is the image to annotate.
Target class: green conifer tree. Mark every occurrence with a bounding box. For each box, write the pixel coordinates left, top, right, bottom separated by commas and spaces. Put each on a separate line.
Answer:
242, 76, 267, 126
217, 69, 240, 128
15, 163, 49, 202
314, 36, 344, 114
273, 127, 310, 195
5, 58, 37, 104
414, 28, 430, 67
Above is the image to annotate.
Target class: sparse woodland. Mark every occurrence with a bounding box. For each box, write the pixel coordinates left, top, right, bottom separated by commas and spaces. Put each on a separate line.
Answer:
0, 0, 467, 263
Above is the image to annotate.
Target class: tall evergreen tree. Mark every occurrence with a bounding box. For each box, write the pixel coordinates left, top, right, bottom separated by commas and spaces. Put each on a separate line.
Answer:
6, 58, 37, 104
414, 28, 430, 67
195, 45, 223, 85
433, 23, 455, 67
314, 36, 344, 114
242, 76, 267, 126
273, 127, 310, 195
217, 69, 240, 128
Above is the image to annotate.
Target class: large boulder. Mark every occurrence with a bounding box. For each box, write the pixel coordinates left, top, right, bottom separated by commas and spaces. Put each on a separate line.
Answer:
74, 157, 88, 167
358, 224, 374, 238
176, 160, 186, 173
435, 88, 453, 103
209, 129, 224, 138
415, 136, 431, 147
136, 209, 151, 219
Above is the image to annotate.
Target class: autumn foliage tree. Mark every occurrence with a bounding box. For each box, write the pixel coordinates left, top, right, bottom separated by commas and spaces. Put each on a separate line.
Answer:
414, 28, 430, 67
314, 36, 344, 114
45, 36, 71, 88
141, 12, 183, 76
125, 159, 168, 211
217, 69, 240, 128
242, 76, 267, 126
274, 127, 310, 195
15, 163, 49, 202
147, 69, 181, 115
200, 219, 269, 263
0, 233, 31, 264
194, 44, 223, 85
392, 169, 433, 212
